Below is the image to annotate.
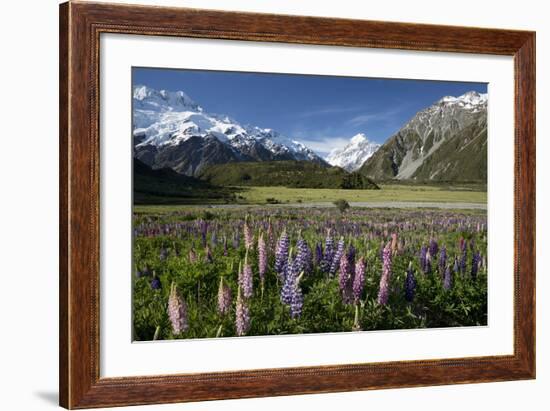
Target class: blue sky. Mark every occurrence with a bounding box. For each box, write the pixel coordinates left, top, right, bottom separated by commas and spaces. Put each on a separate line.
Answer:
133, 67, 487, 157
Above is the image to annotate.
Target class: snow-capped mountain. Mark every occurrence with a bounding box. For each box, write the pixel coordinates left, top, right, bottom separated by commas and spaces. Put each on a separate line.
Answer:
360, 91, 488, 182
133, 85, 325, 176
325, 133, 380, 171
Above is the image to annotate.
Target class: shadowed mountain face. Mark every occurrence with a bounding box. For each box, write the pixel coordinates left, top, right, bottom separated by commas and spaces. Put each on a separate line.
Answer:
360, 91, 487, 182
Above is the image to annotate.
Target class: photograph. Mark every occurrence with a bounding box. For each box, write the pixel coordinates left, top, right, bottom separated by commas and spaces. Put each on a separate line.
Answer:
132, 67, 488, 341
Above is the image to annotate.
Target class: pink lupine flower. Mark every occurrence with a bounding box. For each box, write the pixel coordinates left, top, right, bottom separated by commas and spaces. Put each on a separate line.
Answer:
377, 242, 392, 305
217, 277, 232, 315
353, 257, 366, 303
258, 232, 267, 289
239, 254, 253, 299
235, 288, 250, 336
167, 282, 189, 335
243, 215, 254, 250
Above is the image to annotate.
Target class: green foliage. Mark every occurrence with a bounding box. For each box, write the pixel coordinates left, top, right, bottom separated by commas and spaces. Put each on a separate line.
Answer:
199, 161, 380, 190
134, 158, 238, 205
333, 199, 350, 213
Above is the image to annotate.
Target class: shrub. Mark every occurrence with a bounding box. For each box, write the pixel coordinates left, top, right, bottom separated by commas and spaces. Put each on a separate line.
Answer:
334, 199, 350, 213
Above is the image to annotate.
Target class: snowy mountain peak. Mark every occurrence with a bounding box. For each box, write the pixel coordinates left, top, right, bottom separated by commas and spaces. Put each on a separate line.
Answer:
133, 85, 201, 112
437, 91, 488, 108
350, 133, 368, 145
325, 133, 380, 172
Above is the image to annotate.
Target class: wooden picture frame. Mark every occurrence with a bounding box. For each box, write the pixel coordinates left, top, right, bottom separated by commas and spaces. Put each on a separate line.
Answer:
59, 1, 535, 408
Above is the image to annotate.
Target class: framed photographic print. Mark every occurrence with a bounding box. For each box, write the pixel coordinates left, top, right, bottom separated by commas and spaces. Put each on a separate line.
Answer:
59, 1, 535, 409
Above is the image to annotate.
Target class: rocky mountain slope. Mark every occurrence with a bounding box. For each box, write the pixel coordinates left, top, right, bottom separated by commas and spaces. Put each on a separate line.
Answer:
359, 91, 487, 182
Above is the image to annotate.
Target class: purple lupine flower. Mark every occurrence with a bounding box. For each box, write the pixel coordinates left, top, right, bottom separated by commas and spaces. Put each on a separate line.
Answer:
281, 254, 297, 305
217, 277, 232, 315
339, 245, 356, 304
243, 215, 254, 250
266, 219, 274, 251
136, 266, 151, 278
314, 242, 323, 267
232, 232, 240, 249
239, 255, 253, 299
377, 242, 392, 305
429, 238, 439, 260
443, 265, 453, 290
453, 256, 459, 273
150, 274, 161, 290
235, 288, 250, 336
295, 237, 313, 275
404, 262, 416, 302
439, 245, 447, 276
167, 282, 189, 334
320, 231, 334, 274
330, 237, 345, 277
353, 257, 366, 303
289, 283, 303, 319
471, 251, 481, 280
274, 231, 290, 278
258, 232, 267, 287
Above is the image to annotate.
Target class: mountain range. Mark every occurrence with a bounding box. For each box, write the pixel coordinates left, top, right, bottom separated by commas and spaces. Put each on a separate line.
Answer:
133, 85, 326, 177
133, 86, 488, 183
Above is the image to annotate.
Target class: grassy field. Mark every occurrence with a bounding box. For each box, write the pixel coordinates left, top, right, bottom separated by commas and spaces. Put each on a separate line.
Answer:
234, 184, 486, 205
134, 184, 486, 215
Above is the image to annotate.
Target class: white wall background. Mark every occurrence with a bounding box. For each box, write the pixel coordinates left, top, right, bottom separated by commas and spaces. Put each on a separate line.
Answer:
0, 0, 546, 410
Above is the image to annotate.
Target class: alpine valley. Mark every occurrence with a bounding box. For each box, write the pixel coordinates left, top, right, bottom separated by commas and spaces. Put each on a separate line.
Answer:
132, 86, 487, 187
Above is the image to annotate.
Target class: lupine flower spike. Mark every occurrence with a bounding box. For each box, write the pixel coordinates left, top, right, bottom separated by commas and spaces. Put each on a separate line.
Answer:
404, 262, 416, 302
235, 287, 250, 336
377, 242, 392, 305
439, 245, 447, 277
167, 282, 189, 335
217, 276, 232, 315
243, 215, 254, 250
150, 271, 161, 290
443, 265, 453, 290
330, 237, 345, 277
258, 231, 267, 295
239, 255, 253, 299
274, 230, 290, 279
353, 257, 366, 303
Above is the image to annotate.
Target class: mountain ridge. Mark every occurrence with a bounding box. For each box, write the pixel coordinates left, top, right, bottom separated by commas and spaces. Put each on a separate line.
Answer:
359, 91, 487, 182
